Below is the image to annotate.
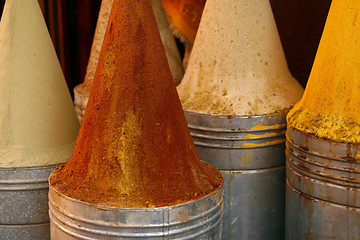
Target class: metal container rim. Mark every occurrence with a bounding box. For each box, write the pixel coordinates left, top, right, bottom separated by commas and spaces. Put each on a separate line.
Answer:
185, 110, 288, 133
0, 163, 60, 171
184, 110, 287, 119
49, 174, 224, 211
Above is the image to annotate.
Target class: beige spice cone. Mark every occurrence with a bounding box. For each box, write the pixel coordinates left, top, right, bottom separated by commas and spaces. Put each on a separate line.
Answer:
177, 0, 304, 116
287, 0, 360, 143
0, 0, 80, 167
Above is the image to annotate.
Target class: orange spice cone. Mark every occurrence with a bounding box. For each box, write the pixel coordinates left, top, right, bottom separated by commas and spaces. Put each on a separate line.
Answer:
152, 0, 184, 85
73, 0, 113, 122
177, 0, 304, 116
74, 0, 184, 122
50, 0, 222, 209
161, 0, 205, 46
161, 0, 205, 69
0, 0, 80, 168
287, 0, 360, 143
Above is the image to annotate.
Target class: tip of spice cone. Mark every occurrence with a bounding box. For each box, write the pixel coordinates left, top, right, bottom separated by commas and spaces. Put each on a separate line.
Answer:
50, 0, 223, 208
177, 0, 304, 116
287, 0, 360, 143
0, 0, 79, 167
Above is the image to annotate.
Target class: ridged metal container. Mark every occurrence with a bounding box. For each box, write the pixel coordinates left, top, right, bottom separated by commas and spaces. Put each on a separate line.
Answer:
286, 127, 360, 240
0, 164, 58, 240
184, 110, 287, 240
49, 180, 223, 239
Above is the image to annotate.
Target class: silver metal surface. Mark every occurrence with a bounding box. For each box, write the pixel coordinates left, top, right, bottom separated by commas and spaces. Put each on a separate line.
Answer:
184, 110, 287, 240
0, 164, 58, 240
286, 127, 360, 239
49, 180, 223, 239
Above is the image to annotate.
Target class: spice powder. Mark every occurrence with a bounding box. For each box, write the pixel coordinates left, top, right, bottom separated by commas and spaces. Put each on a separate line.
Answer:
50, 0, 222, 208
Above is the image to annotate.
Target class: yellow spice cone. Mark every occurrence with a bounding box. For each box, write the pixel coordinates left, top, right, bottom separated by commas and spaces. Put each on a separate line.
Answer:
287, 0, 360, 143
177, 0, 304, 116
0, 0, 80, 167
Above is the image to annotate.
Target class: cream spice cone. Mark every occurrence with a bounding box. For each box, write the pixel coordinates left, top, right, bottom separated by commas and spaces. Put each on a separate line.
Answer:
287, 0, 360, 143
177, 0, 304, 116
0, 0, 80, 167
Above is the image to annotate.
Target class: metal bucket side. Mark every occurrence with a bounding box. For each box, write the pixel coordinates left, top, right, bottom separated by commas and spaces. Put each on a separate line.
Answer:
222, 167, 285, 240
184, 110, 287, 240
0, 164, 58, 239
285, 127, 360, 239
286, 180, 360, 240
286, 127, 360, 206
0, 224, 50, 240
49, 181, 223, 240
184, 111, 287, 170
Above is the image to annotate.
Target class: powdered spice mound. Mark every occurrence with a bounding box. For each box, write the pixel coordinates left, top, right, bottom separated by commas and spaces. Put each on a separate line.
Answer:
287, 0, 360, 143
50, 0, 222, 208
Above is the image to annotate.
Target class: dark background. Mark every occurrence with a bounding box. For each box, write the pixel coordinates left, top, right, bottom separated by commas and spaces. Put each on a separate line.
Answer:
0, 0, 332, 97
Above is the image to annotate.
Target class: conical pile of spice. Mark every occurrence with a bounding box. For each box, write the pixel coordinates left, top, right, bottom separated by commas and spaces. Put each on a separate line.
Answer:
177, 0, 304, 116
161, 0, 205, 46
151, 0, 184, 85
287, 0, 360, 143
73, 0, 113, 122
50, 0, 222, 208
74, 0, 184, 122
175, 0, 304, 238
0, 0, 79, 168
161, 0, 205, 68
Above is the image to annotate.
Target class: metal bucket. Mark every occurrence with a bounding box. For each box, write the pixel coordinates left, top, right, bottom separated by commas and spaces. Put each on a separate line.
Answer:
0, 164, 58, 240
184, 110, 287, 240
285, 127, 360, 240
48, 180, 223, 239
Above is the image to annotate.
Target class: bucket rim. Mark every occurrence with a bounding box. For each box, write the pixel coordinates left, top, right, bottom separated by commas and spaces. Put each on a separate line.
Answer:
0, 163, 60, 171
48, 174, 224, 211
184, 109, 288, 119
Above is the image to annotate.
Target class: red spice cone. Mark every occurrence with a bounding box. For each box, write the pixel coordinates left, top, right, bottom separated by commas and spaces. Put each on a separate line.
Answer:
51, 0, 222, 208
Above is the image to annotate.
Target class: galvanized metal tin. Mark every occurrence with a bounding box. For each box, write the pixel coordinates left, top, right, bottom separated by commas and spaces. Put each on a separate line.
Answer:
286, 127, 360, 240
48, 180, 223, 239
184, 110, 287, 240
0, 164, 58, 240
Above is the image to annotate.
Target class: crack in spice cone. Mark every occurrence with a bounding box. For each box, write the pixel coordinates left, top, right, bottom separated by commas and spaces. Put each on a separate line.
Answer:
50, 0, 223, 208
